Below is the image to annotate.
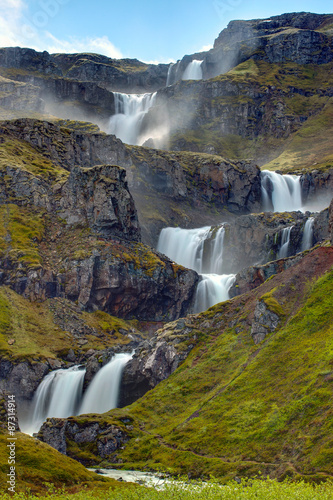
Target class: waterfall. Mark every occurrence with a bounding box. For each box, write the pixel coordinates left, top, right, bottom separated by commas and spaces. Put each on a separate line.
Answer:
79, 352, 133, 414
301, 217, 315, 251
182, 60, 203, 80
20, 353, 133, 435
278, 226, 293, 259
261, 170, 303, 212
20, 366, 86, 435
166, 62, 175, 86
157, 225, 235, 313
194, 274, 235, 313
108, 92, 156, 145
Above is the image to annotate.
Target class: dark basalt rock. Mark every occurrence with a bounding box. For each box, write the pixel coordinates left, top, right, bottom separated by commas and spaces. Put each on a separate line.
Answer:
38, 417, 129, 463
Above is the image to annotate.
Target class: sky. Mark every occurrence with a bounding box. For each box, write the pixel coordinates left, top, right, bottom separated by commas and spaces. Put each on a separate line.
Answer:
0, 0, 332, 63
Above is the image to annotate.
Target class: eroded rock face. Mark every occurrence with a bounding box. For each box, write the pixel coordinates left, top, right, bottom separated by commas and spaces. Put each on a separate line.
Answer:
0, 161, 140, 242
119, 317, 198, 406
61, 250, 198, 321
59, 165, 140, 241
0, 359, 50, 401
251, 300, 281, 344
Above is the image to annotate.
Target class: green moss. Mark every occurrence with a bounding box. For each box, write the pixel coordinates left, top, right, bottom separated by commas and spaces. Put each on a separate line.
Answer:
0, 204, 45, 267
0, 135, 69, 183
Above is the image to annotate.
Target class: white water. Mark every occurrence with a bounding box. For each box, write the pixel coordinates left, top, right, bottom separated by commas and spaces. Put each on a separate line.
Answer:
20, 366, 86, 435
194, 274, 236, 313
278, 226, 293, 259
166, 62, 176, 86
157, 225, 235, 313
182, 60, 203, 80
301, 217, 315, 251
21, 353, 133, 435
108, 92, 156, 145
79, 352, 133, 414
261, 170, 303, 212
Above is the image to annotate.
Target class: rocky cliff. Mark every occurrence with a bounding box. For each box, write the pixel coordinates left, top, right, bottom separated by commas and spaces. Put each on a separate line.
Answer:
0, 120, 200, 322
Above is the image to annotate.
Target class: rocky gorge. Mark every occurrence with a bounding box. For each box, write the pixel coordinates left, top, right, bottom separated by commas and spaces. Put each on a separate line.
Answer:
0, 10, 333, 495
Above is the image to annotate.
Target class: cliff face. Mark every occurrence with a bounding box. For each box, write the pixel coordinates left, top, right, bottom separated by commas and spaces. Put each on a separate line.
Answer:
169, 12, 333, 82
0, 119, 265, 245
0, 122, 200, 322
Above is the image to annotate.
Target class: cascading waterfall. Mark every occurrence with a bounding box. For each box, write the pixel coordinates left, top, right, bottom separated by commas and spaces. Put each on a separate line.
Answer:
79, 352, 133, 414
278, 226, 293, 259
301, 217, 315, 251
194, 274, 235, 313
261, 170, 303, 212
157, 225, 235, 313
20, 366, 86, 435
108, 92, 156, 145
20, 353, 133, 435
182, 60, 203, 80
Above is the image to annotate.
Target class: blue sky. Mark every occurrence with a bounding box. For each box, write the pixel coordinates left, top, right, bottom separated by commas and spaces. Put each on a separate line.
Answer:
0, 0, 332, 63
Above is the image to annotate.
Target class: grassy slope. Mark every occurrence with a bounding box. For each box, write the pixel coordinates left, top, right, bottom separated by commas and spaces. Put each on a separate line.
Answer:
0, 430, 129, 495
67, 247, 333, 482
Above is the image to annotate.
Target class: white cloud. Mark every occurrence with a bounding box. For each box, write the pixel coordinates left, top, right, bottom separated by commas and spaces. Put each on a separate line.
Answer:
0, 0, 123, 59
0, 0, 26, 47
45, 33, 123, 58
141, 58, 176, 65
199, 44, 213, 52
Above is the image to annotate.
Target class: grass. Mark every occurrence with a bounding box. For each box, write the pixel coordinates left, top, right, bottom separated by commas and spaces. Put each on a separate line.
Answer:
0, 287, 141, 360
0, 431, 127, 496
1, 477, 333, 499
0, 204, 45, 268
0, 135, 69, 183
61, 253, 333, 481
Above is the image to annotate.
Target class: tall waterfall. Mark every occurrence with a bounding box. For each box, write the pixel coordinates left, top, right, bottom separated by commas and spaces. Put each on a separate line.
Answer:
182, 60, 203, 80
108, 92, 156, 145
301, 217, 315, 251
20, 353, 133, 435
278, 226, 293, 259
261, 170, 303, 212
157, 225, 235, 313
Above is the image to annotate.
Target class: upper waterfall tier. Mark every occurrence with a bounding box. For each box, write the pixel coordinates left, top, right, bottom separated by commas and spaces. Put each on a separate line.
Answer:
261, 170, 303, 212
108, 92, 156, 145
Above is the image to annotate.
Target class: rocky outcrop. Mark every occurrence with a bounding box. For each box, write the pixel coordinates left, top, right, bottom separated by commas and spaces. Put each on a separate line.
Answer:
251, 299, 281, 344
0, 119, 264, 245
59, 248, 198, 321
0, 161, 140, 242
0, 359, 50, 401
59, 164, 140, 241
38, 417, 130, 463
300, 169, 333, 208
230, 246, 333, 298
119, 317, 199, 406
